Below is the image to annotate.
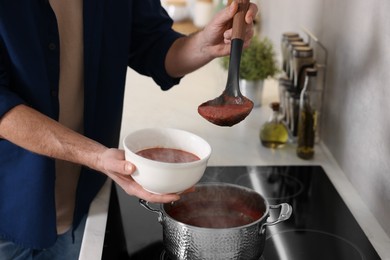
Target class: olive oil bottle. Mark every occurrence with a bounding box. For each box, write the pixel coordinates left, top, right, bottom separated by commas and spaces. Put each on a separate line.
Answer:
260, 102, 289, 148
297, 106, 317, 159
297, 68, 320, 159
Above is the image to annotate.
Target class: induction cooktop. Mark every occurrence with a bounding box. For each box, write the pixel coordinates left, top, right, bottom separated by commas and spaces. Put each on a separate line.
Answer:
102, 165, 381, 260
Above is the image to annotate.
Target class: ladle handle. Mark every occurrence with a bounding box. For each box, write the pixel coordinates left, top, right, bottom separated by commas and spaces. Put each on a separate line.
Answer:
231, 0, 250, 41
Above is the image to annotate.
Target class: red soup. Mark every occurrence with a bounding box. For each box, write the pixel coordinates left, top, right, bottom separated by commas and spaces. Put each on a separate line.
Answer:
136, 147, 200, 163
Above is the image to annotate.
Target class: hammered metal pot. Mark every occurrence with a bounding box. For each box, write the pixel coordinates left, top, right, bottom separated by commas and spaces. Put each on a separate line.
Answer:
140, 183, 292, 260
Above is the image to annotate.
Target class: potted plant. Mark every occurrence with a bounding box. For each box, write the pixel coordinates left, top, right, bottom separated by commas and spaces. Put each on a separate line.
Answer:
221, 36, 279, 107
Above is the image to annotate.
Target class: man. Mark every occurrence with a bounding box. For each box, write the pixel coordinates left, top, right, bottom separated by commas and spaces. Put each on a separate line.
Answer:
0, 0, 257, 259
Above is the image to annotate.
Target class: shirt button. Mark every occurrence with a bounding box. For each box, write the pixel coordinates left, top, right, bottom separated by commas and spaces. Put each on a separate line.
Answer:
48, 43, 57, 51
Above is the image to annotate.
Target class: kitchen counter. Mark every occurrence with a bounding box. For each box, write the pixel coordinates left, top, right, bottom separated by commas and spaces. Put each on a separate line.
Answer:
79, 59, 390, 260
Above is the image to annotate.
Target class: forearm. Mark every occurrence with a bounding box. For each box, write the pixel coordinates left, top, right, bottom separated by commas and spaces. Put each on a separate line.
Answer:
165, 31, 216, 78
0, 104, 107, 171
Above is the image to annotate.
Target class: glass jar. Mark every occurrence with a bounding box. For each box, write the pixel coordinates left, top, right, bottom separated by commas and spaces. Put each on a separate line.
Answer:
280, 33, 300, 74
278, 76, 293, 125
288, 92, 300, 140
260, 102, 289, 149
287, 41, 309, 80
292, 46, 315, 92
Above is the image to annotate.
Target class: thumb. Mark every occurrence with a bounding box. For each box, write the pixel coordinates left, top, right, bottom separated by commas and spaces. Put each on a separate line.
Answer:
101, 151, 136, 176
108, 160, 135, 176
124, 161, 136, 175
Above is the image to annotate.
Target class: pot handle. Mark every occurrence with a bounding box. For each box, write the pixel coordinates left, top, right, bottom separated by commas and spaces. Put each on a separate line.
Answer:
139, 199, 164, 224
259, 203, 292, 235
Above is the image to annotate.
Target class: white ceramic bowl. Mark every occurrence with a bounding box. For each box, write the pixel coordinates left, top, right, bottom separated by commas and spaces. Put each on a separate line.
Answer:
123, 128, 211, 194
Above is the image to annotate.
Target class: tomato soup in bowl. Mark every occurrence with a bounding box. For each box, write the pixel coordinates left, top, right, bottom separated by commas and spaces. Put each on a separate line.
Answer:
123, 128, 211, 194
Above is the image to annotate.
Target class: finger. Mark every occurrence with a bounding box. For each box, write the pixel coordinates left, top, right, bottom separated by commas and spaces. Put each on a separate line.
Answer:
106, 169, 134, 188
181, 186, 196, 194
124, 162, 136, 175
245, 3, 259, 24
106, 158, 135, 176
223, 27, 253, 45
223, 29, 232, 42
127, 181, 181, 203
142, 192, 181, 204
109, 171, 181, 203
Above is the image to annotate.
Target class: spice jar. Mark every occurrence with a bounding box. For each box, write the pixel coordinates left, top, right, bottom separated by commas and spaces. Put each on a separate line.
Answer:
288, 92, 300, 139
292, 46, 315, 92
287, 41, 309, 80
281, 32, 300, 73
260, 102, 289, 149
297, 68, 321, 159
283, 37, 303, 76
278, 76, 293, 125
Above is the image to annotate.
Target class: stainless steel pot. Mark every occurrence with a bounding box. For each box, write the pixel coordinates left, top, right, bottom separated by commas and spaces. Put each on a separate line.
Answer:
140, 183, 292, 260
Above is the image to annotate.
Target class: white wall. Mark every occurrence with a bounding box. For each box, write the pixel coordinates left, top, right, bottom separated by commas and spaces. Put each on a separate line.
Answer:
259, 0, 390, 236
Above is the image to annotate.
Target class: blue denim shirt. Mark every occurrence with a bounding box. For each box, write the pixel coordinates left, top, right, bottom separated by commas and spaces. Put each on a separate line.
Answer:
0, 0, 182, 249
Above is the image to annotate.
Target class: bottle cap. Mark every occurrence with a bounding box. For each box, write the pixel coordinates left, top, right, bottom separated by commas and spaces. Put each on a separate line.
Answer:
288, 41, 308, 51
270, 102, 280, 111
278, 76, 293, 86
305, 67, 318, 76
286, 37, 303, 44
282, 32, 299, 40
293, 46, 313, 58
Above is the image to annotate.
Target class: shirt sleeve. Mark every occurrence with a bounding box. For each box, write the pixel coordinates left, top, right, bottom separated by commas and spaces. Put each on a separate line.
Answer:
0, 45, 25, 118
127, 0, 185, 91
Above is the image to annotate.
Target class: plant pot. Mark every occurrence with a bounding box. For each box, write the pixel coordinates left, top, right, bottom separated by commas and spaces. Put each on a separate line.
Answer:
240, 79, 264, 107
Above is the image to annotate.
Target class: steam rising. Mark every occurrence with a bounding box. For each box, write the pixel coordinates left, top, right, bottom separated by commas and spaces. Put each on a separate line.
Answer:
165, 184, 266, 228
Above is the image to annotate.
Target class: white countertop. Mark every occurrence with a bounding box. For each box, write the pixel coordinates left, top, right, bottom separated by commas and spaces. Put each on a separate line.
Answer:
79, 60, 390, 260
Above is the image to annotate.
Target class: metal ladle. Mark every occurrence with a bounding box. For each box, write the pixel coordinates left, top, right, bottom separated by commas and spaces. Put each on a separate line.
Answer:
198, 0, 253, 127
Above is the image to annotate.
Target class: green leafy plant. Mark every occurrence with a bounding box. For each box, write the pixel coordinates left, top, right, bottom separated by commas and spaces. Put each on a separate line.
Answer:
221, 37, 279, 81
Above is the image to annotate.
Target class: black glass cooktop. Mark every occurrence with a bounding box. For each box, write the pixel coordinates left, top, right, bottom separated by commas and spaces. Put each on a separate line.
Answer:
102, 165, 381, 260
